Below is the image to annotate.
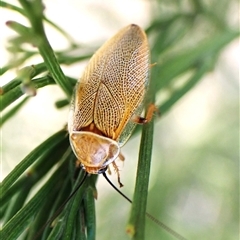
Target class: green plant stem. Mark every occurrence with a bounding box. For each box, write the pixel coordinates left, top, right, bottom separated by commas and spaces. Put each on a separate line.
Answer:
0, 75, 55, 111
18, 0, 72, 98
1, 1, 25, 15
37, 41, 72, 98
127, 117, 154, 240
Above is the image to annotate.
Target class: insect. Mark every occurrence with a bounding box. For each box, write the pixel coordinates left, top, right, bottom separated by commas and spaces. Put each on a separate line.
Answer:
68, 24, 155, 186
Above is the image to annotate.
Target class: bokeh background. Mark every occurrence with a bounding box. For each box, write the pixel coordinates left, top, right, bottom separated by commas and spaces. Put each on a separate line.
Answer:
1, 1, 239, 239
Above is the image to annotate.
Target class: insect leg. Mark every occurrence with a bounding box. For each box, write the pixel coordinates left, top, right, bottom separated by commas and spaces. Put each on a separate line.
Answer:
118, 152, 125, 162
132, 104, 158, 124
112, 161, 124, 187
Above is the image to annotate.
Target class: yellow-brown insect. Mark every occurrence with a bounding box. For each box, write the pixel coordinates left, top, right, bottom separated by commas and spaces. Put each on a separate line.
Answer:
68, 24, 154, 186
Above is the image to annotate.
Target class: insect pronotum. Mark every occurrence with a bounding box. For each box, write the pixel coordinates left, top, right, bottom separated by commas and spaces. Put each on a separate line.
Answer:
68, 24, 155, 186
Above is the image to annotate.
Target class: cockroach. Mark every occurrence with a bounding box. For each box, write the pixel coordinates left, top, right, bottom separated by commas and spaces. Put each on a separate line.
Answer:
67, 24, 185, 239
68, 24, 155, 187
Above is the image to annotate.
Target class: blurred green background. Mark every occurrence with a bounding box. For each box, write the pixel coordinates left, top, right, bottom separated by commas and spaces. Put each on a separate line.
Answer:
1, 0, 239, 240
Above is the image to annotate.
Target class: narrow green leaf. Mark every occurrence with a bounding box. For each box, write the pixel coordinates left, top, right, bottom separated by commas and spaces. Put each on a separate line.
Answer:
1, 129, 66, 194
46, 170, 87, 240
0, 202, 8, 221
1, 63, 46, 94
46, 210, 67, 240
0, 79, 21, 93
0, 86, 25, 111
3, 178, 33, 223
156, 30, 239, 89
150, 14, 193, 55
83, 178, 96, 240
6, 21, 32, 37
0, 96, 29, 126
55, 99, 69, 109
1, 1, 25, 15
0, 160, 68, 240
41, 178, 72, 239
1, 137, 69, 207
76, 206, 87, 240
0, 75, 55, 111
62, 173, 88, 240
160, 57, 214, 114
26, 174, 70, 240
0, 177, 26, 207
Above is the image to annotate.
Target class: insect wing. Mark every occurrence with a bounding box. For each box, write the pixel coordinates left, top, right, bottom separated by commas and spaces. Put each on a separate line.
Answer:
69, 24, 150, 143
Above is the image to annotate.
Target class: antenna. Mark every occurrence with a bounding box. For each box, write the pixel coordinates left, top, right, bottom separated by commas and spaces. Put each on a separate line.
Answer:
102, 172, 187, 240
34, 170, 187, 240
33, 171, 88, 240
